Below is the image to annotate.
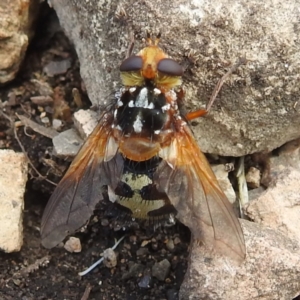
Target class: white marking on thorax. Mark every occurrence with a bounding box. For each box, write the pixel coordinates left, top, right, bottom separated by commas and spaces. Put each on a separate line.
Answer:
128, 87, 155, 109
115, 87, 126, 101
147, 102, 154, 109
133, 114, 143, 133
113, 109, 118, 118
135, 87, 148, 108
161, 103, 171, 112
117, 100, 123, 107
176, 116, 187, 126
165, 90, 177, 102
129, 87, 136, 93
153, 88, 161, 95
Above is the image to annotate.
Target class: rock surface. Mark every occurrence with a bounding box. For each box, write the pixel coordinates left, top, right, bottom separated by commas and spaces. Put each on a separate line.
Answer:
245, 139, 300, 242
49, 0, 300, 156
0, 0, 41, 84
181, 140, 300, 299
211, 164, 236, 203
180, 219, 300, 300
0, 150, 28, 252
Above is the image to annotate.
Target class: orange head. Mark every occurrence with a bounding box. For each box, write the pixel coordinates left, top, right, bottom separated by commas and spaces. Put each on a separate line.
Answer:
120, 35, 183, 90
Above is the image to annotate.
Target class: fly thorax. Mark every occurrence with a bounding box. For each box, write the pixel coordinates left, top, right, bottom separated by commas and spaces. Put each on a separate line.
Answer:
114, 86, 169, 138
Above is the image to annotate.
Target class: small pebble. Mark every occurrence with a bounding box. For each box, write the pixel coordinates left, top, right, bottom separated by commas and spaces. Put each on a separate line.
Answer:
151, 238, 158, 251
136, 247, 149, 256
123, 243, 131, 250
138, 273, 152, 289
166, 288, 178, 300
37, 106, 44, 112
14, 121, 23, 128
129, 235, 137, 244
165, 277, 172, 283
31, 79, 54, 96
152, 259, 171, 281
7, 91, 17, 106
141, 240, 150, 247
101, 218, 109, 226
52, 118, 62, 130
103, 248, 117, 268
246, 166, 261, 189
166, 239, 175, 251
122, 263, 144, 280
174, 237, 181, 245
64, 237, 82, 253
41, 116, 50, 124
43, 59, 71, 76
12, 279, 21, 286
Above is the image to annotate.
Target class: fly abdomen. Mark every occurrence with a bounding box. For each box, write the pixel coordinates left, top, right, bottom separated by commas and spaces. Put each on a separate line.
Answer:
108, 156, 177, 222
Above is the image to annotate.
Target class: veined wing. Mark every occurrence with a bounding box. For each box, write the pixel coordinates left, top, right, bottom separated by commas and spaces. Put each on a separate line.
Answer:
156, 125, 246, 262
41, 113, 123, 249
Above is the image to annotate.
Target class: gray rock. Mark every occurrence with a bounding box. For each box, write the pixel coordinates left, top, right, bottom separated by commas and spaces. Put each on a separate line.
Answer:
122, 263, 144, 280
50, 0, 300, 156
245, 138, 300, 242
138, 270, 152, 289
43, 59, 71, 77
52, 128, 83, 158
180, 220, 300, 300
136, 247, 149, 257
152, 259, 171, 281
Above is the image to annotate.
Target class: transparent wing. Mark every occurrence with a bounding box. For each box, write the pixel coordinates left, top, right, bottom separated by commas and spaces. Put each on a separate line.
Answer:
156, 126, 246, 262
41, 113, 123, 249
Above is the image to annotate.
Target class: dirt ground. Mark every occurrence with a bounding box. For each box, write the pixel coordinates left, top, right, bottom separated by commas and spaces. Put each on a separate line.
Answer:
0, 5, 191, 300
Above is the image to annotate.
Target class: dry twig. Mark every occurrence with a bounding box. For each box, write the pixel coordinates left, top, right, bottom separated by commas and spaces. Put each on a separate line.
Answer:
14, 126, 57, 186
11, 256, 51, 279
81, 284, 92, 300
17, 113, 58, 139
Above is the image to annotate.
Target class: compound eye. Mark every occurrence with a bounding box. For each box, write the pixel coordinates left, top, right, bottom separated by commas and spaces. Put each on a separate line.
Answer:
120, 56, 143, 72
157, 58, 183, 76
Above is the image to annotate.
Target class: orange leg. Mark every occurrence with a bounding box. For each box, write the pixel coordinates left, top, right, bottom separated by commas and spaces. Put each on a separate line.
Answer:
186, 57, 247, 120
185, 109, 208, 121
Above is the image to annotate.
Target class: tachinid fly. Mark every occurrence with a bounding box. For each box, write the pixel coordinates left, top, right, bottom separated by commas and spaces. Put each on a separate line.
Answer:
41, 33, 246, 262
